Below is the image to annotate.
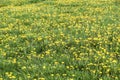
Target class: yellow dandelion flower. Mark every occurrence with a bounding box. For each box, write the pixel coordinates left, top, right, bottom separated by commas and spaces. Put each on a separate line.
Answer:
43, 66, 46, 69
12, 58, 16, 64
50, 74, 54, 77
61, 62, 64, 64
112, 60, 117, 63
39, 77, 45, 80
62, 74, 67, 76
0, 78, 3, 80
10, 76, 16, 79
99, 78, 103, 80
22, 66, 26, 70
37, 37, 42, 41
54, 61, 59, 65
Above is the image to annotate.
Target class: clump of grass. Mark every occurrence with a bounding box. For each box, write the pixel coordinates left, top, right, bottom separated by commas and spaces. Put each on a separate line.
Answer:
28, 0, 46, 3
0, 0, 11, 7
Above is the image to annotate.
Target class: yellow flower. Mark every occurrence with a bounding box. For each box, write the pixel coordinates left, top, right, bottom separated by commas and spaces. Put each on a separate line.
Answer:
118, 38, 120, 42
37, 37, 42, 41
27, 74, 31, 78
45, 50, 51, 54
39, 78, 45, 80
0, 78, 3, 80
99, 78, 103, 80
66, 66, 69, 69
50, 74, 54, 76
12, 58, 16, 64
115, 77, 118, 79
112, 60, 117, 63
2, 52, 6, 56
106, 69, 110, 73
54, 61, 59, 65
43, 66, 46, 69
22, 66, 26, 70
61, 62, 64, 64
99, 71, 102, 74
62, 74, 67, 76
72, 74, 75, 77
10, 76, 16, 79
91, 70, 96, 73
69, 78, 74, 80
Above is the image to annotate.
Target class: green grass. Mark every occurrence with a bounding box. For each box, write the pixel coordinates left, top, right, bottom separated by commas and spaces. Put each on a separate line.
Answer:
0, 0, 120, 80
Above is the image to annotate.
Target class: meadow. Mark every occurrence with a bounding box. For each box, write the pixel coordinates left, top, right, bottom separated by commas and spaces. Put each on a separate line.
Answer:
0, 0, 120, 80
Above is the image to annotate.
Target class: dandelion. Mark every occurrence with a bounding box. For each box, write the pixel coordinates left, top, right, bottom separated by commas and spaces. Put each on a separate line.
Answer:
39, 78, 45, 80
37, 37, 42, 41
12, 58, 16, 64
27, 74, 31, 78
62, 74, 67, 76
54, 61, 59, 65
115, 77, 118, 79
106, 69, 110, 73
10, 76, 16, 79
22, 66, 26, 70
0, 78, 3, 80
61, 62, 64, 64
66, 66, 69, 69
112, 60, 117, 63
99, 78, 103, 80
99, 71, 102, 74
45, 50, 51, 55
69, 78, 74, 80
2, 52, 6, 56
43, 66, 46, 69
91, 70, 96, 73
50, 74, 54, 77
72, 74, 75, 77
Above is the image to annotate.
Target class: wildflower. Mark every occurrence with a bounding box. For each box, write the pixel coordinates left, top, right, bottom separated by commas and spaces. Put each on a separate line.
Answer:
103, 65, 107, 68
115, 77, 118, 79
37, 37, 42, 41
27, 74, 31, 78
99, 71, 102, 74
54, 61, 59, 65
99, 78, 103, 80
22, 66, 26, 70
12, 58, 16, 64
43, 66, 46, 69
61, 62, 64, 64
10, 76, 16, 79
106, 69, 110, 73
69, 78, 74, 80
118, 39, 120, 42
45, 50, 51, 55
74, 39, 80, 44
0, 78, 3, 80
112, 60, 117, 63
72, 74, 75, 77
39, 78, 45, 80
91, 70, 96, 73
62, 74, 67, 76
2, 52, 6, 56
66, 66, 69, 69
50, 74, 54, 76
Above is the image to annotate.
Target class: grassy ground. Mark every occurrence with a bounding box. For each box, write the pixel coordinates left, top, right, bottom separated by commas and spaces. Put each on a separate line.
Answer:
0, 0, 120, 80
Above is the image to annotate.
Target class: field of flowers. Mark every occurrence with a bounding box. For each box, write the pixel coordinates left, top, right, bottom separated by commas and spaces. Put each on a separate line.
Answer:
0, 0, 120, 80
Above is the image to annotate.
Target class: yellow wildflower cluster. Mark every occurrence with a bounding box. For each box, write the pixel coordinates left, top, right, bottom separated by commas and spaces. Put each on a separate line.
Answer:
0, 0, 120, 80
